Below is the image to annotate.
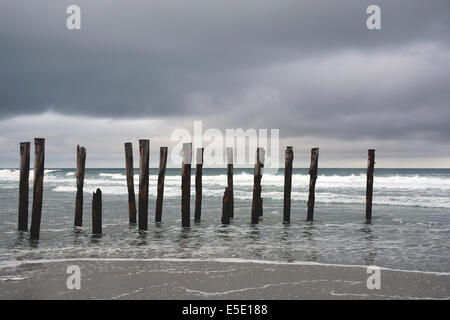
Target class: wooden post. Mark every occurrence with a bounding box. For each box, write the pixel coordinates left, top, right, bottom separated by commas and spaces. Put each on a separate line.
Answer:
227, 147, 234, 219
221, 187, 232, 225
259, 198, 263, 219
366, 149, 376, 221
181, 143, 192, 228
251, 148, 265, 224
92, 188, 102, 235
307, 148, 319, 222
138, 139, 149, 231
30, 138, 45, 240
74, 145, 86, 227
124, 142, 136, 224
155, 147, 168, 223
283, 146, 293, 223
18, 142, 30, 231
194, 148, 204, 223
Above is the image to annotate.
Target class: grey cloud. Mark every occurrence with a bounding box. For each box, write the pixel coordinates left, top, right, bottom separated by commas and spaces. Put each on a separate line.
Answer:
0, 0, 449, 148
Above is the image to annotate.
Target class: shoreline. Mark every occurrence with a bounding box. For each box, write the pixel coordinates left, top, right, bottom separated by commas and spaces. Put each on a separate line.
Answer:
1, 259, 449, 299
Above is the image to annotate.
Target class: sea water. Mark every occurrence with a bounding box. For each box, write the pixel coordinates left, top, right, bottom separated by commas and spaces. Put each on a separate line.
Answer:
0, 168, 449, 273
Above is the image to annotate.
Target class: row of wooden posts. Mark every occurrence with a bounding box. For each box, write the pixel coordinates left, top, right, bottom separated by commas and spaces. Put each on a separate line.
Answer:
17, 138, 376, 240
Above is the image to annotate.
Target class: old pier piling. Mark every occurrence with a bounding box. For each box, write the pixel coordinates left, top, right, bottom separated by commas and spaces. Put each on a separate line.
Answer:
307, 148, 319, 222
138, 139, 149, 231
18, 142, 30, 232
181, 143, 192, 228
194, 147, 204, 223
124, 142, 137, 224
92, 188, 102, 235
227, 147, 234, 219
30, 138, 45, 240
366, 149, 376, 221
283, 146, 293, 223
74, 145, 86, 227
155, 146, 168, 223
251, 148, 265, 224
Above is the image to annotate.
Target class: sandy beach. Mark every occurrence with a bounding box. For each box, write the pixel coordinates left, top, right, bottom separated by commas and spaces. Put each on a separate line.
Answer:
1, 259, 449, 300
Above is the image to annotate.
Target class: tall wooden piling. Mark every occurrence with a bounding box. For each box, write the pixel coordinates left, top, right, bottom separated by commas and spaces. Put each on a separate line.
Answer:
226, 147, 234, 218
251, 148, 265, 224
366, 149, 376, 221
307, 148, 319, 222
181, 143, 192, 228
138, 139, 149, 231
92, 188, 102, 235
221, 187, 232, 225
155, 147, 168, 223
30, 138, 45, 240
18, 142, 30, 231
283, 146, 293, 223
74, 145, 86, 227
124, 142, 136, 224
194, 148, 204, 223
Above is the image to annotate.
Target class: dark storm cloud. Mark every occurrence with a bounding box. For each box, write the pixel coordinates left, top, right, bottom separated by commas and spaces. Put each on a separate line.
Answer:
0, 0, 449, 142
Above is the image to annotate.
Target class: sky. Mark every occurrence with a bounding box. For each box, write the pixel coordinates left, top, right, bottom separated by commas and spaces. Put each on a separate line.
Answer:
0, 0, 449, 168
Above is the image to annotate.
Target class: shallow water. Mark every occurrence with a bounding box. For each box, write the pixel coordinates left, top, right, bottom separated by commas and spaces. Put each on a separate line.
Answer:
0, 168, 449, 273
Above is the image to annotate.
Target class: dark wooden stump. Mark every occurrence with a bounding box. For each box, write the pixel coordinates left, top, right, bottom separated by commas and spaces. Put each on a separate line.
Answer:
92, 188, 102, 235
227, 147, 234, 219
181, 143, 192, 228
74, 145, 86, 227
30, 138, 45, 240
155, 147, 168, 223
366, 149, 376, 222
307, 148, 319, 221
221, 187, 232, 225
251, 148, 265, 224
283, 146, 293, 223
18, 142, 30, 232
194, 148, 204, 223
124, 142, 136, 224
138, 139, 149, 231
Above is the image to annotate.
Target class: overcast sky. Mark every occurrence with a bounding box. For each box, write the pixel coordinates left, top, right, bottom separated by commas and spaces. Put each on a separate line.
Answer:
1, 0, 449, 168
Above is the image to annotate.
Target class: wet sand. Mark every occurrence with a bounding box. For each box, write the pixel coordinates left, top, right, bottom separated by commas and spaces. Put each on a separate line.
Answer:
0, 259, 449, 299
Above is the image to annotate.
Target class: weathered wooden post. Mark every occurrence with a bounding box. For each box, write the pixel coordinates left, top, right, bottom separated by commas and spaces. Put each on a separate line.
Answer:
306, 148, 319, 222
221, 187, 232, 225
181, 143, 192, 228
366, 149, 376, 221
259, 198, 263, 220
30, 138, 45, 240
74, 145, 86, 227
283, 146, 293, 223
92, 188, 102, 235
251, 148, 265, 224
194, 147, 204, 223
18, 142, 30, 232
138, 139, 149, 231
155, 147, 168, 223
124, 142, 136, 224
226, 147, 234, 218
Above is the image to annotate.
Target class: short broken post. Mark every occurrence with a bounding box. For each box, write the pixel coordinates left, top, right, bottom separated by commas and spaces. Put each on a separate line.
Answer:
18, 142, 30, 232
221, 187, 232, 225
194, 148, 204, 223
74, 145, 86, 227
227, 147, 234, 219
251, 148, 265, 224
155, 147, 168, 223
92, 188, 102, 235
30, 138, 45, 240
307, 148, 319, 222
366, 149, 376, 222
283, 146, 293, 223
181, 143, 192, 228
124, 142, 136, 224
138, 139, 149, 231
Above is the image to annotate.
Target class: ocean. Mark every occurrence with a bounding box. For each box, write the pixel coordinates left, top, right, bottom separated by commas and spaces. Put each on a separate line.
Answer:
0, 168, 449, 273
